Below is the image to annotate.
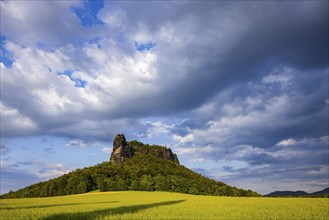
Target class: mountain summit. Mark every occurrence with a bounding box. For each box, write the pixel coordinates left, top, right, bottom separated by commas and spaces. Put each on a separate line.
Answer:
0, 134, 259, 199
110, 134, 179, 164
110, 134, 134, 163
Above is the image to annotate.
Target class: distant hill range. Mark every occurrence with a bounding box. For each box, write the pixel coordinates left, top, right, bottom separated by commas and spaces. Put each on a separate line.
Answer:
0, 134, 260, 199
265, 187, 329, 197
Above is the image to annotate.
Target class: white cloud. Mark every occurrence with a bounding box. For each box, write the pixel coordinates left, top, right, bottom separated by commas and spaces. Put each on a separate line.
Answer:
2, 159, 72, 183
32, 88, 76, 115
98, 7, 126, 28
262, 67, 292, 86
66, 140, 88, 148
0, 35, 163, 138
277, 136, 329, 148
0, 0, 87, 47
0, 102, 38, 136
102, 147, 112, 154
143, 121, 172, 138
37, 163, 70, 179
175, 145, 217, 163
276, 138, 297, 147
173, 133, 194, 144
263, 74, 290, 84
175, 95, 291, 148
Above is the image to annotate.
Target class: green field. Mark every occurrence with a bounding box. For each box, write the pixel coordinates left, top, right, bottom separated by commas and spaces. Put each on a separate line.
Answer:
0, 191, 328, 219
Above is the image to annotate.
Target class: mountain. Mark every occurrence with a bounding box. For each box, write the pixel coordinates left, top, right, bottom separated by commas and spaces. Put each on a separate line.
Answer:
311, 187, 329, 195
0, 134, 260, 199
265, 187, 329, 197
265, 191, 308, 197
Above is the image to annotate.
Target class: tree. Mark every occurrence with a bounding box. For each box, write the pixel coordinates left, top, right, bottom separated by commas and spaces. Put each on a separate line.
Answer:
76, 182, 87, 193
154, 175, 170, 191
99, 178, 110, 192
117, 179, 128, 191
140, 175, 154, 191
131, 180, 140, 190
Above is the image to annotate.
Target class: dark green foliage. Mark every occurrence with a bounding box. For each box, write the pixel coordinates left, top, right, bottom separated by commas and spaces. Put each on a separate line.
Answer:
128, 140, 179, 164
0, 141, 260, 199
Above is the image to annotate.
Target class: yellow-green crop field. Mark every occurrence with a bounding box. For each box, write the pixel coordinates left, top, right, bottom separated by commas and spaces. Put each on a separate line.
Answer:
0, 191, 328, 219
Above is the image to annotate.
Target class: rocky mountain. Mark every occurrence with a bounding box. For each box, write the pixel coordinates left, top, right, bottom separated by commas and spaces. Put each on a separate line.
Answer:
110, 134, 179, 164
0, 134, 260, 199
110, 134, 134, 163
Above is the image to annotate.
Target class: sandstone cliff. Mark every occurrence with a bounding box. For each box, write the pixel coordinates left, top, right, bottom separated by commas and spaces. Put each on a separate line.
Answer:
110, 134, 134, 163
109, 134, 179, 164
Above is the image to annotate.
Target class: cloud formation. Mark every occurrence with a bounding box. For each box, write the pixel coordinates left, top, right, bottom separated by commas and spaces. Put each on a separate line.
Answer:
1, 1, 328, 194
0, 158, 71, 194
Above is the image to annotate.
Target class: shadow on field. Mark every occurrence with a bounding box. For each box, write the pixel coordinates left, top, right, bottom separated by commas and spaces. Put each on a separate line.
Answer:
0, 201, 119, 210
41, 200, 185, 220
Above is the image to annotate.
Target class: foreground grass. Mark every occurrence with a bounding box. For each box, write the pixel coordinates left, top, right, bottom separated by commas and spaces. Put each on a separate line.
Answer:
0, 191, 328, 219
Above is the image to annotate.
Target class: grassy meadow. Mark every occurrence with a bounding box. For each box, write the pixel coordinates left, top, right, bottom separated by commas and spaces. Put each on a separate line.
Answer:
0, 191, 328, 220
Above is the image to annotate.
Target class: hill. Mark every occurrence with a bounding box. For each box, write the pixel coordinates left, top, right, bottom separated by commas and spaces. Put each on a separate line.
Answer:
265, 191, 308, 197
0, 134, 260, 199
265, 187, 329, 197
311, 187, 329, 195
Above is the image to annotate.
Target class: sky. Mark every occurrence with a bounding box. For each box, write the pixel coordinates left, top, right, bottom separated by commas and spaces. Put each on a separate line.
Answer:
0, 0, 328, 195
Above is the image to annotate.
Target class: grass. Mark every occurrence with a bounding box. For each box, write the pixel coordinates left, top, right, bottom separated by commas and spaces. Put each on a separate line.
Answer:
0, 191, 328, 219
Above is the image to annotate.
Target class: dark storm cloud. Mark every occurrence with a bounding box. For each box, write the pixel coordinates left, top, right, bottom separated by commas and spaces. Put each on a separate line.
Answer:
174, 67, 328, 153
75, 2, 328, 122
102, 1, 328, 115
175, 3, 326, 112
1, 1, 328, 142
225, 2, 328, 70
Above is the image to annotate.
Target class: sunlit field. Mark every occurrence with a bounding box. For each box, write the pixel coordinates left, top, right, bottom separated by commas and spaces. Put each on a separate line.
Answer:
1, 191, 328, 220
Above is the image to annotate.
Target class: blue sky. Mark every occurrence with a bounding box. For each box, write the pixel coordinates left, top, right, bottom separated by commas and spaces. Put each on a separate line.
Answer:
0, 0, 328, 195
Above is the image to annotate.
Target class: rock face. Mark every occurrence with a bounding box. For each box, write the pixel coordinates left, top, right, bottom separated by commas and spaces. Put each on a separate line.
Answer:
109, 134, 179, 164
157, 147, 179, 164
110, 134, 134, 163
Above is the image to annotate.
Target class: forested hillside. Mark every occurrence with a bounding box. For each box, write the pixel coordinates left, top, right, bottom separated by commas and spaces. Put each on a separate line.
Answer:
1, 137, 260, 198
